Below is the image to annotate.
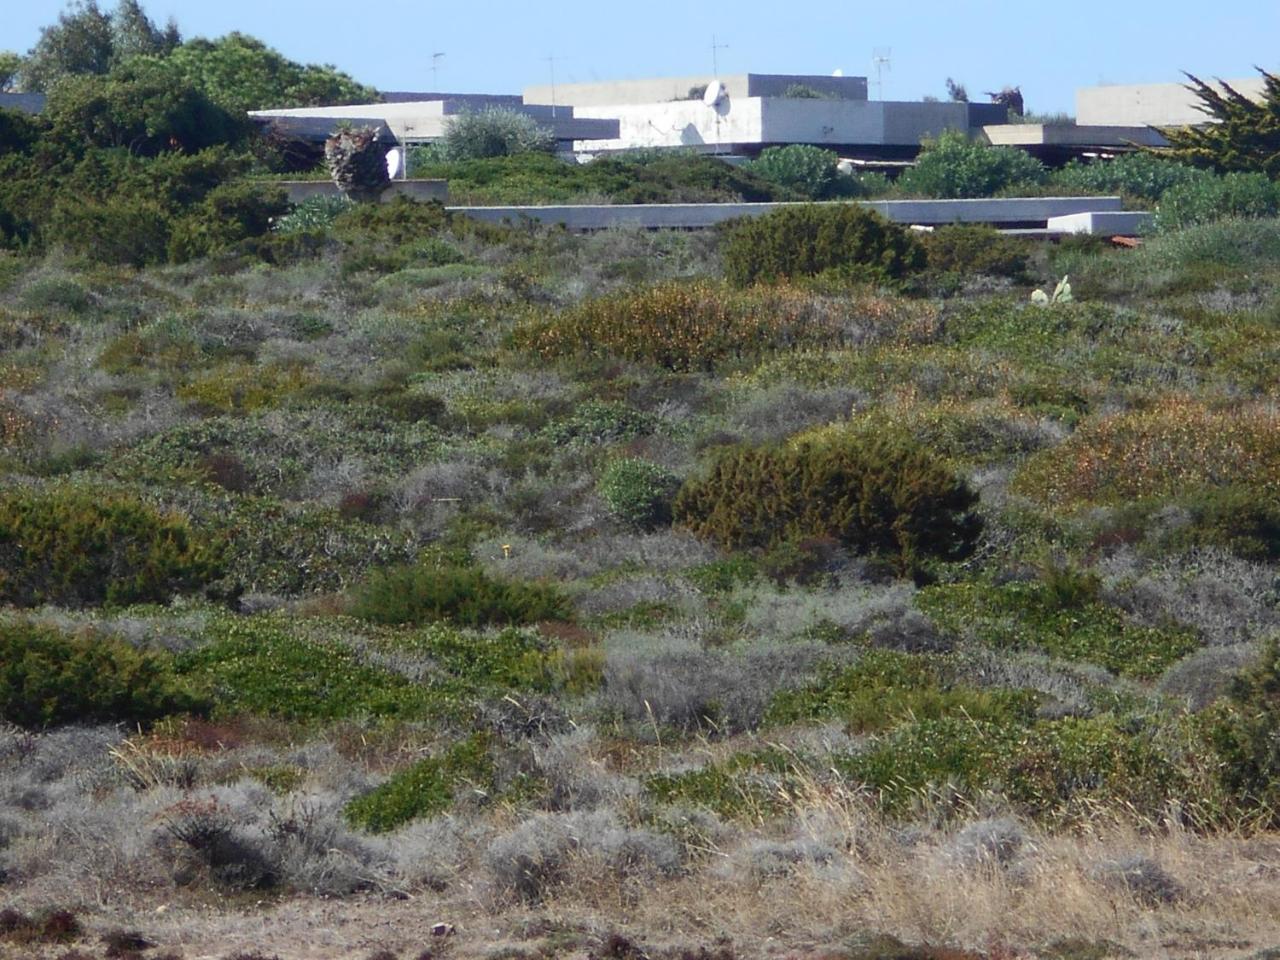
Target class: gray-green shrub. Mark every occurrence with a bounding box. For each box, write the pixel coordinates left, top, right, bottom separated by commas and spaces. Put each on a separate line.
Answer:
1157, 172, 1280, 229
598, 457, 680, 530
897, 129, 1046, 198
442, 107, 556, 160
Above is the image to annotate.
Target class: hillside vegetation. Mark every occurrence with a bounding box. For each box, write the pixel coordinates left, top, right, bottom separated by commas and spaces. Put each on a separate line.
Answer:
4, 10, 1280, 960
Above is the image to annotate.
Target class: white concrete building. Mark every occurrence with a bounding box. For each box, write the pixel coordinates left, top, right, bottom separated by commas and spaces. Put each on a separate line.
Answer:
249, 98, 617, 147
1076, 77, 1269, 127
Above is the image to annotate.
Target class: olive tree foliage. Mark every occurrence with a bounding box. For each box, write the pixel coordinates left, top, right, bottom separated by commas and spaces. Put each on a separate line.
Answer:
20, 0, 176, 91
441, 107, 557, 160
20, 3, 375, 112
158, 34, 379, 113
0, 52, 24, 92
1156, 70, 1280, 178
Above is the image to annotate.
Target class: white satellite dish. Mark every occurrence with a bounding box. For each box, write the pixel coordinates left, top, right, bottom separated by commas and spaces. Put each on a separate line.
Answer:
702, 80, 726, 108
386, 147, 403, 180
832, 68, 844, 77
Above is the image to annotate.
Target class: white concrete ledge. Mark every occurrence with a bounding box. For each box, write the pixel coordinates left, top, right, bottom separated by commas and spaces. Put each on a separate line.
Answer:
450, 196, 1124, 231
1047, 211, 1153, 236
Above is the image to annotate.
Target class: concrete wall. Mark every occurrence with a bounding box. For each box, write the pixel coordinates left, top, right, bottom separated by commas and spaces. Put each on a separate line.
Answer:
984, 123, 1168, 148
525, 73, 868, 108
575, 98, 1001, 152
250, 101, 618, 143
452, 196, 1123, 231
1077, 77, 1268, 127
574, 99, 764, 151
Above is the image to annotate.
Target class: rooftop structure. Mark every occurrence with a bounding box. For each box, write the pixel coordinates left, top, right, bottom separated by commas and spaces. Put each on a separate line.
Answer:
523, 73, 868, 108
249, 98, 618, 146
570, 95, 1004, 157
1076, 76, 1269, 127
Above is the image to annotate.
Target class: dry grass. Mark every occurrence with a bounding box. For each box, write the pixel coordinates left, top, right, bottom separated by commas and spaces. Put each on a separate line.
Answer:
5, 771, 1280, 960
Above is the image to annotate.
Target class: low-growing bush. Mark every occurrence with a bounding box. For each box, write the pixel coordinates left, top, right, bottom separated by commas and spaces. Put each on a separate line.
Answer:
1157, 172, 1280, 229
721, 204, 924, 287
896, 130, 1046, 198
673, 436, 981, 574
917, 579, 1199, 678
0, 620, 204, 728
1049, 153, 1207, 203
0, 487, 220, 607
441, 107, 556, 160
513, 280, 854, 371
1206, 640, 1280, 823
166, 182, 290, 262
598, 458, 680, 530
177, 615, 434, 722
344, 735, 492, 832
350, 563, 572, 627
765, 650, 1037, 733
1013, 398, 1280, 505
920, 225, 1030, 280
746, 145, 844, 200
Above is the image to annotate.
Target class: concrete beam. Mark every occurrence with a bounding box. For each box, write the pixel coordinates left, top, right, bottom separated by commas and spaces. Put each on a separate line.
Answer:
451, 196, 1125, 231
1046, 210, 1153, 236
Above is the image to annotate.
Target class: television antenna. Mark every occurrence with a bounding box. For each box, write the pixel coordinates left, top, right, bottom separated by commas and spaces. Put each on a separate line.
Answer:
872, 47, 892, 100
543, 53, 568, 118
711, 34, 729, 77
430, 52, 445, 90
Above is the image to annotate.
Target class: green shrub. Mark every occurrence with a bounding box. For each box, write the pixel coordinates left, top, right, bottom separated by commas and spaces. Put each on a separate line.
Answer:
917, 579, 1198, 678
271, 194, 353, 234
1206, 640, 1280, 823
598, 457, 680, 529
0, 488, 220, 607
747, 145, 842, 200
177, 615, 434, 722
1157, 172, 1280, 229
166, 182, 290, 262
410, 151, 785, 205
1013, 398, 1280, 505
673, 436, 981, 573
541, 400, 658, 447
513, 280, 853, 371
45, 195, 172, 267
721, 203, 925, 287
441, 107, 556, 160
646, 748, 798, 819
350, 563, 572, 627
896, 130, 1046, 198
0, 620, 203, 728
344, 735, 492, 832
920, 224, 1030, 279
765, 650, 1038, 733
1049, 153, 1208, 203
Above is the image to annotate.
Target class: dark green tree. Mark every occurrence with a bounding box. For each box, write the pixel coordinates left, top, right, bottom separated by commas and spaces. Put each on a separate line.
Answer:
0, 52, 23, 92
20, 0, 115, 91
110, 0, 180, 62
44, 58, 248, 155
160, 33, 378, 113
1157, 70, 1280, 178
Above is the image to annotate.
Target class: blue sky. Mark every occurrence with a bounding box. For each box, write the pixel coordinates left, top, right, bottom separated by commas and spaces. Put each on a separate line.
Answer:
6, 1, 1278, 115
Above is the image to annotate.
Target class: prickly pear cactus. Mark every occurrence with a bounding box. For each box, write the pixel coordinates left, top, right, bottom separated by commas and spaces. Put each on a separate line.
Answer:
324, 125, 389, 202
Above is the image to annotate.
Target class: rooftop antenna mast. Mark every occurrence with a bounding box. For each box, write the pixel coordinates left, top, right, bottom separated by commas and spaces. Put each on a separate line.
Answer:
872, 46, 892, 100
544, 54, 565, 118
711, 33, 729, 78
430, 52, 445, 91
